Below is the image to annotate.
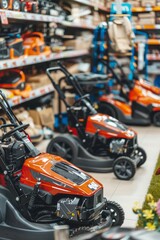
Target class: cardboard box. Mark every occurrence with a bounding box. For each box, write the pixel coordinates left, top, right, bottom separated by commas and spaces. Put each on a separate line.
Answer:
141, 0, 156, 7
64, 35, 92, 51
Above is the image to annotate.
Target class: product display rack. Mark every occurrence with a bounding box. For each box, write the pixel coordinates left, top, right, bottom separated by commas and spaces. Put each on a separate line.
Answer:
131, 4, 160, 78
8, 84, 54, 107
132, 6, 160, 13
0, 4, 92, 106
0, 9, 96, 29
0, 50, 89, 70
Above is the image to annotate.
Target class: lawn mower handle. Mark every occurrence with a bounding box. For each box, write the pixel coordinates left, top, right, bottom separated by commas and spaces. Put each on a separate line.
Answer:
46, 66, 71, 107
46, 62, 72, 80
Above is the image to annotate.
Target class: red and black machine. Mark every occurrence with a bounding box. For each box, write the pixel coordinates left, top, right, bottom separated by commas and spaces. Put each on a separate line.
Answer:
0, 90, 124, 239
46, 62, 147, 181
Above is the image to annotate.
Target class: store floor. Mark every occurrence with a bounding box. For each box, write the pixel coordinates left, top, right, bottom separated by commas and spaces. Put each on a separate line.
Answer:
38, 126, 160, 228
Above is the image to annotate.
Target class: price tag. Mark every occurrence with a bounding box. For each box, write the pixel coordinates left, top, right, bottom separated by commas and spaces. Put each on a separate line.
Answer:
0, 11, 8, 25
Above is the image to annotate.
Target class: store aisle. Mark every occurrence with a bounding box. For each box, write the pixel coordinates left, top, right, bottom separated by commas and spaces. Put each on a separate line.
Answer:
38, 126, 160, 228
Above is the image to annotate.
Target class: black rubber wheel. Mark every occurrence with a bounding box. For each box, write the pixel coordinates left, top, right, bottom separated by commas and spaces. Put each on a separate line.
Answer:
47, 134, 78, 163
98, 102, 117, 118
131, 147, 147, 168
20, 2, 26, 12
113, 156, 136, 180
31, 3, 37, 13
12, 0, 20, 10
106, 200, 125, 226
0, 0, 8, 9
153, 111, 160, 127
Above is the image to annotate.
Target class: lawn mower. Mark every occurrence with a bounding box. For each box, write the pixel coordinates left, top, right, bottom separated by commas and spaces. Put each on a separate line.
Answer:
46, 62, 147, 181
112, 59, 160, 96
136, 78, 160, 96
0, 90, 125, 239
96, 61, 160, 127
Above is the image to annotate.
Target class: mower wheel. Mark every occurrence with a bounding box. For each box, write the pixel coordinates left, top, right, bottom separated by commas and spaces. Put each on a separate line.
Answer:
47, 134, 78, 163
0, 0, 9, 8
131, 147, 147, 168
106, 200, 125, 226
12, 0, 20, 10
113, 156, 136, 180
98, 102, 117, 118
153, 111, 160, 127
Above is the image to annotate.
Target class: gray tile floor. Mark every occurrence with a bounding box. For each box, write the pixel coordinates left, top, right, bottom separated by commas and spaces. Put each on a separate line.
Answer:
38, 126, 160, 228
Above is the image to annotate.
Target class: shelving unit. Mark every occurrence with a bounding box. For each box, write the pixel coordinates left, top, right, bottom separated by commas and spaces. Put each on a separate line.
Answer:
132, 6, 160, 13
0, 50, 89, 70
0, 3, 94, 107
0, 9, 59, 23
8, 84, 54, 107
135, 24, 160, 29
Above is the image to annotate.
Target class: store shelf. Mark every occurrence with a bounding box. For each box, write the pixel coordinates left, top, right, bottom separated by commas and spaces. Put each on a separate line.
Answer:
147, 54, 160, 61
135, 24, 160, 30
0, 50, 89, 70
0, 9, 60, 24
148, 39, 160, 45
61, 20, 95, 30
8, 84, 54, 107
135, 39, 160, 45
0, 10, 95, 30
71, 0, 108, 12
132, 6, 160, 12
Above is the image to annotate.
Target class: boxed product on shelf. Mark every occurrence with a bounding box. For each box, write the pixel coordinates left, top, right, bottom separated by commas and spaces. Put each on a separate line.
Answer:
27, 73, 51, 89
141, 0, 156, 7
128, 0, 141, 7
132, 16, 139, 25
138, 12, 156, 25
107, 0, 141, 9
156, 12, 160, 23
29, 107, 54, 130
157, 0, 160, 6
63, 33, 92, 51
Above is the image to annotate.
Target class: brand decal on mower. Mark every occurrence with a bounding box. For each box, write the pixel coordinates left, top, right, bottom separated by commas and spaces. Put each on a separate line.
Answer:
88, 182, 99, 191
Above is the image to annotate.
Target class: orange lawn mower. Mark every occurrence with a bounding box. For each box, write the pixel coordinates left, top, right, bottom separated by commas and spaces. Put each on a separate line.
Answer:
46, 62, 147, 181
96, 61, 160, 127
0, 90, 125, 239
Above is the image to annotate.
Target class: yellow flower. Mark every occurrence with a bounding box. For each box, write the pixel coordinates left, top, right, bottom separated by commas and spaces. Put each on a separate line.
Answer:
133, 201, 141, 213
148, 201, 157, 210
145, 222, 156, 230
146, 194, 154, 203
143, 210, 154, 219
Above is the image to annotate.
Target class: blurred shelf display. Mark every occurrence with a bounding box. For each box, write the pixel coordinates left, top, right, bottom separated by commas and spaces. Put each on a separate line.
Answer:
8, 84, 54, 107
0, 50, 89, 70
